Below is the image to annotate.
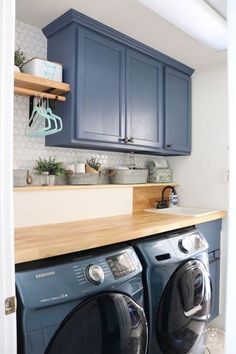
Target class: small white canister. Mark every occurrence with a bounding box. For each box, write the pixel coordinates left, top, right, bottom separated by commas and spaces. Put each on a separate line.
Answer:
76, 163, 86, 173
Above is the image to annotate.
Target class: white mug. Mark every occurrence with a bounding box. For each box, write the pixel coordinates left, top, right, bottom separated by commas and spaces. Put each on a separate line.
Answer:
76, 163, 85, 173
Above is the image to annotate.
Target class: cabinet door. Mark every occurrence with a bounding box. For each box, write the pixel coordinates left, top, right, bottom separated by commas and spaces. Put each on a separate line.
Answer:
165, 67, 191, 153
76, 27, 126, 144
126, 49, 163, 149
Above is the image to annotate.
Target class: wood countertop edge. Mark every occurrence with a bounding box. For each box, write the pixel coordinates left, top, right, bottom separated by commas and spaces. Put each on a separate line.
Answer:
14, 182, 178, 192
14, 210, 226, 264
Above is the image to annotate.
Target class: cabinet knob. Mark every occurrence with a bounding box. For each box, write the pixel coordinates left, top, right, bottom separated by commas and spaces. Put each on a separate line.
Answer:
128, 137, 134, 143
166, 143, 173, 148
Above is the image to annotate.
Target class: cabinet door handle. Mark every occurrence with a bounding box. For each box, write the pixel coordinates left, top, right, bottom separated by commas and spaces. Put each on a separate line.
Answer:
121, 137, 129, 144
166, 143, 173, 148
121, 137, 134, 144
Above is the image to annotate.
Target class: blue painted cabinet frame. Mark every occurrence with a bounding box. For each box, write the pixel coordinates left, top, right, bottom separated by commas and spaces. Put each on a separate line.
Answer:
197, 220, 222, 321
43, 9, 194, 155
126, 49, 163, 149
165, 67, 191, 153
76, 27, 126, 144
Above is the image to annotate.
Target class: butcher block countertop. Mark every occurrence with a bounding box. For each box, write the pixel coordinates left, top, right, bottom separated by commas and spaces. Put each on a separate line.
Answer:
15, 210, 226, 264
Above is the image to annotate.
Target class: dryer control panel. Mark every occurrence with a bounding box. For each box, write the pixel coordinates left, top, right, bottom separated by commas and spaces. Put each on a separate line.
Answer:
133, 227, 209, 265
178, 234, 206, 253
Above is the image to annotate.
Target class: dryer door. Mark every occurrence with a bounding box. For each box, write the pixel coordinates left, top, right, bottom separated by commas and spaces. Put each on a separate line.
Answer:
157, 259, 211, 354
45, 292, 148, 354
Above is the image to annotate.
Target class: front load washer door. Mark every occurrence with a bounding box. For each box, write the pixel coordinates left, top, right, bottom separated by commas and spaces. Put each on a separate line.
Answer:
157, 259, 211, 354
45, 292, 148, 354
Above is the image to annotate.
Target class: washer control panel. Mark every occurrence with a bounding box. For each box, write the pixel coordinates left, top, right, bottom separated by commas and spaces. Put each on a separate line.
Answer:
106, 252, 136, 279
178, 233, 206, 254
15, 246, 142, 308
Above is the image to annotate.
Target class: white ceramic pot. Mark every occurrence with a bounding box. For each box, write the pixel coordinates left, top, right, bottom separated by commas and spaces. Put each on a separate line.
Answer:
14, 65, 20, 72
49, 175, 55, 185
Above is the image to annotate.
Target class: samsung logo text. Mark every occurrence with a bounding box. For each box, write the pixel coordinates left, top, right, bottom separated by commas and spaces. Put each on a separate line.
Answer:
35, 271, 55, 279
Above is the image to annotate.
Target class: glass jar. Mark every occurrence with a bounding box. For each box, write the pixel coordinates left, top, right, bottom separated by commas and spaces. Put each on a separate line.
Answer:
41, 171, 49, 186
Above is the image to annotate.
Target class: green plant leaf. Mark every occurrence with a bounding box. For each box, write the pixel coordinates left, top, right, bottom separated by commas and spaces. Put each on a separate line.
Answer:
34, 156, 65, 176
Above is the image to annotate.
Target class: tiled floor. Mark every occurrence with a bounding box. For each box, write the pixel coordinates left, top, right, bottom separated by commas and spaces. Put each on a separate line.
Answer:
205, 327, 225, 354
205, 347, 224, 354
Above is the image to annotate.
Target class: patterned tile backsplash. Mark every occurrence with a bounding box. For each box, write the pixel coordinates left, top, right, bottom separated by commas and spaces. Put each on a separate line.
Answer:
14, 19, 166, 178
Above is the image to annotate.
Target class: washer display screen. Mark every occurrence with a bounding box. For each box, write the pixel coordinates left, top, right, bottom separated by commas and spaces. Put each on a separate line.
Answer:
106, 252, 136, 279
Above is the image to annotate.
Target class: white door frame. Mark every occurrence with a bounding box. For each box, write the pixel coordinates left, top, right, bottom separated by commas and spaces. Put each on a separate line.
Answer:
226, 0, 236, 352
0, 0, 16, 353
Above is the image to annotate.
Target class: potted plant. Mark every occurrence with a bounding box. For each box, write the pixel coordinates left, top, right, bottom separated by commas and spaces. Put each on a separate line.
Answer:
86, 157, 102, 173
34, 157, 64, 185
14, 49, 26, 72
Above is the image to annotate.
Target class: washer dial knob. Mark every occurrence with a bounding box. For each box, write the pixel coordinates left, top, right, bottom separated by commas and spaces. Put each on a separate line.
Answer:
86, 264, 104, 285
179, 238, 192, 253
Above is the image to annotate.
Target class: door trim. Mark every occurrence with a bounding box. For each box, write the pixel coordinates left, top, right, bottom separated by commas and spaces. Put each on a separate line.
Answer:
0, 0, 16, 353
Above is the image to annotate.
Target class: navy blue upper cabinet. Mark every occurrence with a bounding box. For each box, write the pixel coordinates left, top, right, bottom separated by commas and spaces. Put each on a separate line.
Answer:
76, 28, 125, 144
164, 67, 191, 153
43, 9, 194, 154
126, 49, 163, 149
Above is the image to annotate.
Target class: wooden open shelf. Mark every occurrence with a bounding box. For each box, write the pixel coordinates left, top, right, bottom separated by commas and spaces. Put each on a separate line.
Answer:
14, 72, 70, 101
14, 182, 178, 192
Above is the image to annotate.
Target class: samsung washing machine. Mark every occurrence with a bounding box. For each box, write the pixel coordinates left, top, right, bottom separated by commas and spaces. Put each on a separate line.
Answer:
16, 245, 148, 354
133, 227, 212, 354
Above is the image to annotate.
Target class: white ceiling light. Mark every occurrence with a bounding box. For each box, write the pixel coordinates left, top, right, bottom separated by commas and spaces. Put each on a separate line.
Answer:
138, 0, 227, 50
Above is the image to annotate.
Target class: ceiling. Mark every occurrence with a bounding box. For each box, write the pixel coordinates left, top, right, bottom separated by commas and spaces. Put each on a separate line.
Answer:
205, 0, 227, 18
15, 0, 227, 69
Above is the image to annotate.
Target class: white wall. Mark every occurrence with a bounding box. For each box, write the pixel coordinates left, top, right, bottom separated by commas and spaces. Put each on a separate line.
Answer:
168, 62, 228, 210
14, 187, 133, 227
168, 62, 228, 328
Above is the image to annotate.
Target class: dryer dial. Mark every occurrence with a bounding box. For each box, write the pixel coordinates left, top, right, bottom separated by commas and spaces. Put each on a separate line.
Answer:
178, 238, 192, 253
86, 264, 104, 285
